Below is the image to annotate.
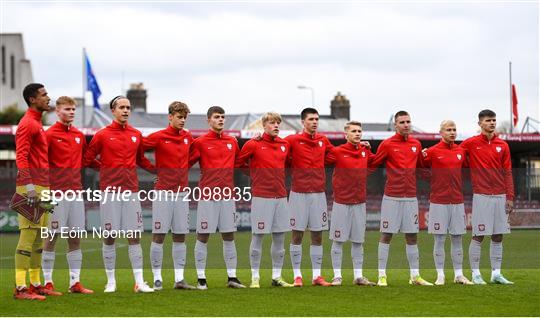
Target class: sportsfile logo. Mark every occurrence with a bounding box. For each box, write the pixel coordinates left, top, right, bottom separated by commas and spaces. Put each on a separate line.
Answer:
39, 186, 252, 204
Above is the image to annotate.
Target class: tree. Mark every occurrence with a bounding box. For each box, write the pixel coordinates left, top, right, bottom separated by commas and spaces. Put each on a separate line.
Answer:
496, 120, 512, 134
0, 105, 25, 124
0, 105, 49, 124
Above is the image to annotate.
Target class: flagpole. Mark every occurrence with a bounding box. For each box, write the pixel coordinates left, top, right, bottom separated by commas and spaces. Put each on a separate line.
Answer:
509, 61, 513, 134
82, 47, 86, 129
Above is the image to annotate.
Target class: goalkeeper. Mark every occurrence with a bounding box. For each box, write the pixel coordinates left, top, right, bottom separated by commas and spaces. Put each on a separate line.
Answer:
13, 83, 58, 300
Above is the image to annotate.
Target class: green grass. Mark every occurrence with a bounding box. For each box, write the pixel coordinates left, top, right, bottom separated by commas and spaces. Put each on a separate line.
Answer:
1, 230, 539, 316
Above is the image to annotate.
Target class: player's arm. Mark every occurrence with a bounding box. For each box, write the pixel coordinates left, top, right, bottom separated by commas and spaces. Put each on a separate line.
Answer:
325, 136, 334, 150
284, 134, 295, 163
459, 138, 471, 159
365, 147, 378, 176
141, 132, 159, 168
283, 136, 295, 175
83, 133, 103, 170
461, 149, 470, 168
420, 147, 431, 167
416, 143, 431, 181
233, 137, 241, 158
323, 136, 337, 167
368, 140, 387, 169
15, 122, 37, 201
186, 131, 194, 145
366, 147, 375, 160
457, 142, 471, 185
324, 147, 337, 166
82, 135, 101, 169
502, 143, 514, 213
324, 136, 334, 153
235, 140, 254, 178
142, 131, 158, 151
136, 133, 156, 173
360, 140, 371, 149
235, 140, 254, 168
45, 129, 54, 176
45, 129, 53, 154
188, 140, 201, 168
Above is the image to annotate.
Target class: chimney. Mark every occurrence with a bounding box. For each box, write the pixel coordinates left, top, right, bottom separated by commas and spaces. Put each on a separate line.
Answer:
127, 83, 147, 112
330, 91, 350, 120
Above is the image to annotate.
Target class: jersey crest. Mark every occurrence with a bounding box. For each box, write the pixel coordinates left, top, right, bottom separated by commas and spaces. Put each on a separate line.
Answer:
75, 137, 81, 144
280, 145, 286, 152
227, 143, 232, 150
131, 136, 137, 143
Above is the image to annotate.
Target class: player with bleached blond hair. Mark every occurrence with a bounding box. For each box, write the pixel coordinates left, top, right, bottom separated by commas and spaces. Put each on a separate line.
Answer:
420, 120, 472, 285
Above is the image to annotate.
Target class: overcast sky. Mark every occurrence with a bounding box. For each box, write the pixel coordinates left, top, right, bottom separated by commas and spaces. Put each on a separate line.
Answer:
1, 1, 538, 133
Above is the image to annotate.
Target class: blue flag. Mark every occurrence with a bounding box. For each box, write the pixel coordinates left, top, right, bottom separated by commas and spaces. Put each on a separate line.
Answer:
85, 52, 102, 109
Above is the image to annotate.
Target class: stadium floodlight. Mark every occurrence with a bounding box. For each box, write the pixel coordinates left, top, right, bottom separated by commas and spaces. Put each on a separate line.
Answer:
297, 85, 315, 108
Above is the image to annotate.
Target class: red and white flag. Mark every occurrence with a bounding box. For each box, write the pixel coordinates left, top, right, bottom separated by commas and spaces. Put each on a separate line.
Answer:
512, 84, 519, 127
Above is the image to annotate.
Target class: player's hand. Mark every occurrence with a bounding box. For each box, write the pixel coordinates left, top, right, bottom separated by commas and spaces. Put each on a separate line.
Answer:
251, 132, 262, 141
27, 189, 37, 206
360, 141, 371, 149
421, 148, 428, 158
505, 200, 514, 214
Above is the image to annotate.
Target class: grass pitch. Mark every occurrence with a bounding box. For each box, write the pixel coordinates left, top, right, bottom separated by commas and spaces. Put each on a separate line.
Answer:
1, 230, 539, 316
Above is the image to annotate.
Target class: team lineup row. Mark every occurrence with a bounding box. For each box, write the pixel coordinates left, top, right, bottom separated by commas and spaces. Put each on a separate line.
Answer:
12, 83, 514, 300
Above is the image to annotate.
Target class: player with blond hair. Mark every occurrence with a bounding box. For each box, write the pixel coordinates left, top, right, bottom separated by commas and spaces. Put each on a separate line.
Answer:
326, 121, 376, 286
421, 120, 472, 285
236, 112, 293, 288
41, 96, 94, 295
